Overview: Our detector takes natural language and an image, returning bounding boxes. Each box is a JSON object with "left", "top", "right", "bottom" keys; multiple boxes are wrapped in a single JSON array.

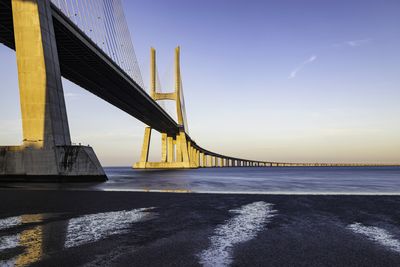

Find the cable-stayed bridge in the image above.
[{"left": 0, "top": 0, "right": 396, "bottom": 181}]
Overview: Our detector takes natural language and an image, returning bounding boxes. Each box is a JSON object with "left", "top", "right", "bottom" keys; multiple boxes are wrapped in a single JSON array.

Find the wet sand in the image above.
[{"left": 1, "top": 190, "right": 400, "bottom": 266}]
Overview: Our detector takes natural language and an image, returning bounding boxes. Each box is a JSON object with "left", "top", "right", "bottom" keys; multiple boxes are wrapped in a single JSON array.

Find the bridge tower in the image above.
[
  {"left": 134, "top": 47, "right": 199, "bottom": 169},
  {"left": 0, "top": 0, "right": 106, "bottom": 181}
]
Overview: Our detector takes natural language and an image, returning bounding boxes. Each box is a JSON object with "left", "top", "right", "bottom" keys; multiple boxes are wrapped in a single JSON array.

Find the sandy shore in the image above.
[{"left": 0, "top": 190, "right": 400, "bottom": 266}]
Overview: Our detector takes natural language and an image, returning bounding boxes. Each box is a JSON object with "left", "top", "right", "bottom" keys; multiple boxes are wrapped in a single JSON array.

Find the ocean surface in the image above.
[{"left": 7, "top": 166, "right": 400, "bottom": 194}]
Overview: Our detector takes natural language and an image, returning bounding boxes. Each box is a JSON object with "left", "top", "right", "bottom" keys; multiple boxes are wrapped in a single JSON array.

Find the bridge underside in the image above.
[{"left": 0, "top": 0, "right": 179, "bottom": 135}]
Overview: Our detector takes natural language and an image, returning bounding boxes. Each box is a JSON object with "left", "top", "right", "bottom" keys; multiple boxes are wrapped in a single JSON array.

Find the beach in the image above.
[{"left": 1, "top": 189, "right": 400, "bottom": 266}]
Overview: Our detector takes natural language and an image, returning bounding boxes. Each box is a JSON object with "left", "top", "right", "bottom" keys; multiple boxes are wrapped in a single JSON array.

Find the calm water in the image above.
[
  {"left": 4, "top": 167, "right": 400, "bottom": 194},
  {"left": 100, "top": 167, "right": 400, "bottom": 194}
]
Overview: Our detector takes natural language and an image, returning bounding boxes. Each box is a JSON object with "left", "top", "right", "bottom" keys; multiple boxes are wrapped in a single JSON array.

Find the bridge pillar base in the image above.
[
  {"left": 0, "top": 146, "right": 107, "bottom": 182},
  {"left": 133, "top": 162, "right": 195, "bottom": 169},
  {"left": 133, "top": 128, "right": 199, "bottom": 170}
]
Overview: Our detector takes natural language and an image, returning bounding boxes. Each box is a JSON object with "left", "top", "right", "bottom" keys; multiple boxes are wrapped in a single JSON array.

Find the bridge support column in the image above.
[
  {"left": 200, "top": 152, "right": 204, "bottom": 167},
  {"left": 193, "top": 147, "right": 198, "bottom": 168},
  {"left": 191, "top": 147, "right": 196, "bottom": 167},
  {"left": 196, "top": 150, "right": 200, "bottom": 167},
  {"left": 167, "top": 136, "right": 174, "bottom": 162},
  {"left": 187, "top": 142, "right": 192, "bottom": 164},
  {"left": 176, "top": 137, "right": 183, "bottom": 163},
  {"left": 0, "top": 0, "right": 105, "bottom": 181},
  {"left": 161, "top": 133, "right": 167, "bottom": 162},
  {"left": 134, "top": 47, "right": 199, "bottom": 169},
  {"left": 134, "top": 127, "right": 152, "bottom": 168}
]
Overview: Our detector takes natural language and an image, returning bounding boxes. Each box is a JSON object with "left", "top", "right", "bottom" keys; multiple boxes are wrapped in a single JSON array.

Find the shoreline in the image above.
[{"left": 1, "top": 185, "right": 400, "bottom": 196}]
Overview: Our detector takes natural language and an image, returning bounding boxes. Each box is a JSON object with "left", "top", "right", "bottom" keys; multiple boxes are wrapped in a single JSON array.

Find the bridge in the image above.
[{"left": 0, "top": 0, "right": 396, "bottom": 181}]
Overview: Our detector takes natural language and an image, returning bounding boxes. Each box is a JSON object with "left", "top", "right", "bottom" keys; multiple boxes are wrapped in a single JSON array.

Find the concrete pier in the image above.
[{"left": 0, "top": 146, "right": 105, "bottom": 182}]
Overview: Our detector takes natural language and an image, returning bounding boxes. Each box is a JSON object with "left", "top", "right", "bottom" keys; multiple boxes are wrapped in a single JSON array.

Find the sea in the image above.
[{"left": 10, "top": 166, "right": 400, "bottom": 194}]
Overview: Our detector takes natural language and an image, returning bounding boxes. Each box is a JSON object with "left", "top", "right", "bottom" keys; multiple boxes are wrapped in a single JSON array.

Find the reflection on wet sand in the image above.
[
  {"left": 65, "top": 208, "right": 154, "bottom": 248},
  {"left": 0, "top": 214, "right": 42, "bottom": 231},
  {"left": 0, "top": 209, "right": 155, "bottom": 266},
  {"left": 0, "top": 213, "right": 69, "bottom": 266},
  {"left": 15, "top": 224, "right": 43, "bottom": 266},
  {"left": 0, "top": 214, "right": 43, "bottom": 267}
]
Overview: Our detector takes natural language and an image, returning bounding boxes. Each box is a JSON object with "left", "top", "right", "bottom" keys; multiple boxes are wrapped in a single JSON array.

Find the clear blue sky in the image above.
[{"left": 1, "top": 0, "right": 399, "bottom": 165}]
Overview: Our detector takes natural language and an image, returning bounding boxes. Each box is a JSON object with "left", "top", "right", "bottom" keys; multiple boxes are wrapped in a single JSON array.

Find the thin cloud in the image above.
[
  {"left": 333, "top": 38, "right": 371, "bottom": 48},
  {"left": 288, "top": 55, "right": 317, "bottom": 79}
]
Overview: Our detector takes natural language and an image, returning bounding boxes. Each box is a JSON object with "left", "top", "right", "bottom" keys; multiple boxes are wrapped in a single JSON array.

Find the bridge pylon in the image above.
[
  {"left": 0, "top": 0, "right": 106, "bottom": 181},
  {"left": 134, "top": 47, "right": 199, "bottom": 169}
]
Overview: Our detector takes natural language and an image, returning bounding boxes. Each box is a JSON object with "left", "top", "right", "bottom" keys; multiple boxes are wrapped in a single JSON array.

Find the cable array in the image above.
[
  {"left": 180, "top": 77, "right": 189, "bottom": 134},
  {"left": 51, "top": 0, "right": 144, "bottom": 88}
]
